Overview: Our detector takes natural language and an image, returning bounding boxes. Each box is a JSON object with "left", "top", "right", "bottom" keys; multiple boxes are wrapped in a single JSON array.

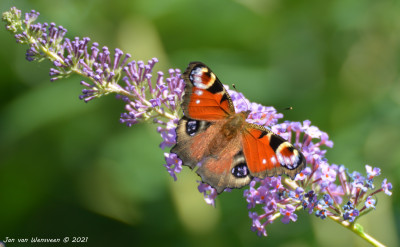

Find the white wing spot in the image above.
[
  {"left": 262, "top": 159, "right": 267, "bottom": 164},
  {"left": 290, "top": 155, "right": 296, "bottom": 164},
  {"left": 277, "top": 154, "right": 284, "bottom": 164},
  {"left": 195, "top": 90, "right": 203, "bottom": 96},
  {"left": 196, "top": 99, "right": 200, "bottom": 104},
  {"left": 192, "top": 67, "right": 202, "bottom": 75},
  {"left": 271, "top": 156, "right": 277, "bottom": 164},
  {"left": 194, "top": 81, "right": 208, "bottom": 89}
]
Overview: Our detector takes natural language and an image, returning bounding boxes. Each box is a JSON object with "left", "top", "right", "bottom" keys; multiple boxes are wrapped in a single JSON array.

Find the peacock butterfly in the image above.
[{"left": 171, "top": 62, "right": 306, "bottom": 193}]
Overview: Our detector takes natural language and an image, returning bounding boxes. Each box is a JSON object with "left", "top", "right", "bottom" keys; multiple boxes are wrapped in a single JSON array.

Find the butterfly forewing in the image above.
[{"left": 181, "top": 62, "right": 235, "bottom": 120}]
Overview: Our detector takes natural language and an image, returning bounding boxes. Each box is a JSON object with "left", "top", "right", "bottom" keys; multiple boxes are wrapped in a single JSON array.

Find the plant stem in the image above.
[{"left": 328, "top": 215, "right": 386, "bottom": 247}]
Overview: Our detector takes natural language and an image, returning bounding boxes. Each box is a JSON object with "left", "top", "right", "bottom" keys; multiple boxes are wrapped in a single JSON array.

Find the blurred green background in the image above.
[{"left": 0, "top": 0, "right": 399, "bottom": 246}]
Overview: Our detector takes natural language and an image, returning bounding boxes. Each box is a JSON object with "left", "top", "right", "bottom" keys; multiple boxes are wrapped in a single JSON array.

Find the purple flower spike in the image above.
[{"left": 119, "top": 59, "right": 184, "bottom": 127}]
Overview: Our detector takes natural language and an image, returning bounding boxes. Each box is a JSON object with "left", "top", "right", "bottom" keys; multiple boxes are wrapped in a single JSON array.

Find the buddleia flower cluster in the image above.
[
  {"left": 2, "top": 7, "right": 184, "bottom": 175},
  {"left": 2, "top": 7, "right": 393, "bottom": 246}
]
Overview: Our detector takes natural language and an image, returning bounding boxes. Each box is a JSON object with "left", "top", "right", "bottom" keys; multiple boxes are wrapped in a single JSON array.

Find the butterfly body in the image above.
[{"left": 171, "top": 62, "right": 306, "bottom": 193}]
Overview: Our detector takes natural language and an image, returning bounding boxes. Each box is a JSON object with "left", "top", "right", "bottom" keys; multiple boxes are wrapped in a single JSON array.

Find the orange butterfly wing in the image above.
[
  {"left": 242, "top": 124, "right": 306, "bottom": 179},
  {"left": 181, "top": 62, "right": 234, "bottom": 120}
]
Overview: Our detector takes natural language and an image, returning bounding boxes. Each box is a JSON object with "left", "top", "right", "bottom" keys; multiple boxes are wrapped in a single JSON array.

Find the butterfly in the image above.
[{"left": 171, "top": 62, "right": 306, "bottom": 193}]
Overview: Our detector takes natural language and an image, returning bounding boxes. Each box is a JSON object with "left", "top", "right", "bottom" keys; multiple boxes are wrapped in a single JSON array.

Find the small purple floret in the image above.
[{"left": 280, "top": 204, "right": 298, "bottom": 224}]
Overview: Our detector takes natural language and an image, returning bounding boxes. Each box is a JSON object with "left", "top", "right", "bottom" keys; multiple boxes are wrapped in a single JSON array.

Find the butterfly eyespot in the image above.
[
  {"left": 231, "top": 163, "right": 249, "bottom": 178},
  {"left": 190, "top": 66, "right": 215, "bottom": 89},
  {"left": 186, "top": 119, "right": 199, "bottom": 136}
]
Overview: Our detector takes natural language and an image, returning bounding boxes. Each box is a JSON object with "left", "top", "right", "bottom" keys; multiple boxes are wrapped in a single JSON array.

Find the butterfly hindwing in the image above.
[
  {"left": 196, "top": 149, "right": 252, "bottom": 193},
  {"left": 171, "top": 116, "right": 213, "bottom": 168},
  {"left": 171, "top": 116, "right": 252, "bottom": 193},
  {"left": 181, "top": 62, "right": 235, "bottom": 120}
]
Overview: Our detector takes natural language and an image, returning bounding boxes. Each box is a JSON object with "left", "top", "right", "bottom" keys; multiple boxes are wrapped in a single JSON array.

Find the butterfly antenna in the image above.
[
  {"left": 232, "top": 84, "right": 250, "bottom": 112},
  {"left": 269, "top": 106, "right": 293, "bottom": 114},
  {"left": 282, "top": 106, "right": 293, "bottom": 111},
  {"left": 232, "top": 84, "right": 238, "bottom": 91}
]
